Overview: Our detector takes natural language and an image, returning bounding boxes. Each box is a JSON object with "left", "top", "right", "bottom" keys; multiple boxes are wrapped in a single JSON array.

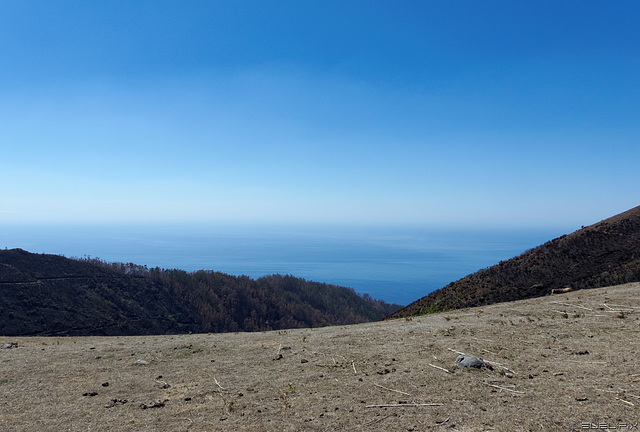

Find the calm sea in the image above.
[{"left": 1, "top": 224, "right": 569, "bottom": 305}]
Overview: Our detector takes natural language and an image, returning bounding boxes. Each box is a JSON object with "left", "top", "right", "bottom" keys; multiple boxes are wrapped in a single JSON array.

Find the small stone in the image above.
[
  {"left": 135, "top": 359, "right": 149, "bottom": 365},
  {"left": 301, "top": 359, "right": 309, "bottom": 364},
  {"left": 454, "top": 354, "right": 485, "bottom": 369},
  {"left": 140, "top": 400, "right": 166, "bottom": 409},
  {"left": 104, "top": 398, "right": 127, "bottom": 408},
  {"left": 101, "top": 382, "right": 109, "bottom": 387}
]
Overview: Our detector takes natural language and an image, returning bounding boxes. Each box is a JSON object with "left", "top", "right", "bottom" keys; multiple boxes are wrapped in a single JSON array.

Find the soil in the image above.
[{"left": 1, "top": 283, "right": 639, "bottom": 431}]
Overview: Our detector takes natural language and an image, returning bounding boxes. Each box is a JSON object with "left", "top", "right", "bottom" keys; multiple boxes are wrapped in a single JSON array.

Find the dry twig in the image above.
[
  {"left": 615, "top": 397, "right": 635, "bottom": 406},
  {"left": 603, "top": 303, "right": 635, "bottom": 313},
  {"left": 485, "top": 383, "right": 525, "bottom": 394},
  {"left": 550, "top": 301, "right": 594, "bottom": 311},
  {"left": 374, "top": 383, "right": 411, "bottom": 396},
  {"left": 366, "top": 403, "right": 444, "bottom": 408},
  {"left": 428, "top": 363, "right": 452, "bottom": 374},
  {"left": 213, "top": 376, "right": 226, "bottom": 391}
]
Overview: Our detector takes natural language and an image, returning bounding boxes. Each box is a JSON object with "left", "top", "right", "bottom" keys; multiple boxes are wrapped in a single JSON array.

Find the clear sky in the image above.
[{"left": 1, "top": 1, "right": 638, "bottom": 228}]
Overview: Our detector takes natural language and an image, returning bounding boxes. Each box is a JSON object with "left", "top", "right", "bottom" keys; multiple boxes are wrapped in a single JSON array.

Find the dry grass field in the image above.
[{"left": 1, "top": 283, "right": 639, "bottom": 431}]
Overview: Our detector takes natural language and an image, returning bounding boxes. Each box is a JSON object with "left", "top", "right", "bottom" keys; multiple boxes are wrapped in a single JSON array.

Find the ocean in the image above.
[{"left": 1, "top": 224, "right": 568, "bottom": 305}]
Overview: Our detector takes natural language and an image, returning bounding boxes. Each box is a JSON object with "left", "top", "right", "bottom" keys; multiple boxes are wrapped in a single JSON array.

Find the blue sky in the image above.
[{"left": 1, "top": 1, "right": 638, "bottom": 228}]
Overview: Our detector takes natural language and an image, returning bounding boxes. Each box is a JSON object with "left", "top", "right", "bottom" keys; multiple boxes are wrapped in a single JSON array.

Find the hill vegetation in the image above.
[
  {"left": 0, "top": 249, "right": 401, "bottom": 336},
  {"left": 387, "top": 205, "right": 640, "bottom": 319}
]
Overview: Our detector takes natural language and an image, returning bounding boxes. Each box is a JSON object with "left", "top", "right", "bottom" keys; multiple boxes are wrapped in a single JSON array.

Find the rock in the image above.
[
  {"left": 135, "top": 359, "right": 149, "bottom": 365},
  {"left": 104, "top": 398, "right": 127, "bottom": 408},
  {"left": 140, "top": 400, "right": 166, "bottom": 409},
  {"left": 454, "top": 354, "right": 485, "bottom": 369}
]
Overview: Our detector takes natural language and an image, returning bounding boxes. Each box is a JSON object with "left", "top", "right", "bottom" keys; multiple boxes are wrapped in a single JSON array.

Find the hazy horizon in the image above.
[{"left": 2, "top": 222, "right": 572, "bottom": 305}]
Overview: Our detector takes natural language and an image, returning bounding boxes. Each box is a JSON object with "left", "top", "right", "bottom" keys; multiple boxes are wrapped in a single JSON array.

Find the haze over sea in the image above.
[{"left": 2, "top": 224, "right": 567, "bottom": 305}]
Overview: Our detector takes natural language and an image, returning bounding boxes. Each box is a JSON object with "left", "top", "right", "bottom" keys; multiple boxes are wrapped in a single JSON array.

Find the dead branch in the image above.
[
  {"left": 447, "top": 348, "right": 468, "bottom": 356},
  {"left": 366, "top": 403, "right": 444, "bottom": 408},
  {"left": 549, "top": 301, "right": 593, "bottom": 311},
  {"left": 374, "top": 383, "right": 411, "bottom": 396},
  {"left": 602, "top": 303, "right": 635, "bottom": 314},
  {"left": 615, "top": 397, "right": 635, "bottom": 406},
  {"left": 485, "top": 383, "right": 525, "bottom": 394},
  {"left": 213, "top": 376, "right": 226, "bottom": 391},
  {"left": 352, "top": 360, "right": 357, "bottom": 374},
  {"left": 428, "top": 363, "right": 452, "bottom": 374},
  {"left": 552, "top": 287, "right": 572, "bottom": 294}
]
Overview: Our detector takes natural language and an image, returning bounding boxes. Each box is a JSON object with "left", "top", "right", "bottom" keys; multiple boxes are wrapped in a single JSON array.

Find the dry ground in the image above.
[{"left": 1, "top": 283, "right": 639, "bottom": 431}]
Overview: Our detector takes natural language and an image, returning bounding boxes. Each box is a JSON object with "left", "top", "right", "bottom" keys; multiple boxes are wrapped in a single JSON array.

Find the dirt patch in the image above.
[{"left": 1, "top": 283, "right": 639, "bottom": 431}]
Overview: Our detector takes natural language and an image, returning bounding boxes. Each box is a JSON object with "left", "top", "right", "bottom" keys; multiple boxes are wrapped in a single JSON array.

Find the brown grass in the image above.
[{"left": 1, "top": 283, "right": 639, "bottom": 431}]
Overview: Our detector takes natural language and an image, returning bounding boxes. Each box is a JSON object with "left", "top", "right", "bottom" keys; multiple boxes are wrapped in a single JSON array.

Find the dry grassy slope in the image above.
[
  {"left": 388, "top": 205, "right": 640, "bottom": 319},
  {"left": 1, "top": 282, "right": 639, "bottom": 431}
]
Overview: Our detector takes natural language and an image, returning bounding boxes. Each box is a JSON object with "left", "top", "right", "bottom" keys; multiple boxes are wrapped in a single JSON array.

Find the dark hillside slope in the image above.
[
  {"left": 0, "top": 249, "right": 200, "bottom": 336},
  {"left": 387, "top": 205, "right": 640, "bottom": 319},
  {"left": 0, "top": 249, "right": 401, "bottom": 336}
]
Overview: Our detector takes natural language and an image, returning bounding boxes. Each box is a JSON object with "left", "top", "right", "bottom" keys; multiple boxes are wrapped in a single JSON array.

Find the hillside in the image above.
[
  {"left": 388, "top": 205, "right": 640, "bottom": 319},
  {"left": 0, "top": 249, "right": 401, "bottom": 336},
  {"left": 1, "top": 282, "right": 638, "bottom": 431}
]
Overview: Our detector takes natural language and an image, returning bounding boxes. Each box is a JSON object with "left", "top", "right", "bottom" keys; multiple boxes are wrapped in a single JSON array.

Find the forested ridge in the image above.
[
  {"left": 387, "top": 205, "right": 640, "bottom": 319},
  {"left": 0, "top": 249, "right": 401, "bottom": 336}
]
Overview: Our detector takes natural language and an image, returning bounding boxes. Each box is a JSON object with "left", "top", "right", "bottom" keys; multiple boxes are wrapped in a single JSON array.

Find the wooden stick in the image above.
[
  {"left": 603, "top": 303, "right": 635, "bottom": 312},
  {"left": 213, "top": 376, "right": 226, "bottom": 391},
  {"left": 615, "top": 397, "right": 635, "bottom": 406},
  {"left": 603, "top": 303, "right": 636, "bottom": 309},
  {"left": 550, "top": 301, "right": 593, "bottom": 311},
  {"left": 374, "top": 384, "right": 411, "bottom": 396},
  {"left": 352, "top": 360, "right": 357, "bottom": 374},
  {"left": 366, "top": 403, "right": 444, "bottom": 408},
  {"left": 485, "top": 383, "right": 525, "bottom": 394},
  {"left": 428, "top": 363, "right": 452, "bottom": 374}
]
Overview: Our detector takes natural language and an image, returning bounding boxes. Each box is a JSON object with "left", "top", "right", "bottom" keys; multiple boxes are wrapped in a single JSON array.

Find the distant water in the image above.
[{"left": 1, "top": 224, "right": 569, "bottom": 305}]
